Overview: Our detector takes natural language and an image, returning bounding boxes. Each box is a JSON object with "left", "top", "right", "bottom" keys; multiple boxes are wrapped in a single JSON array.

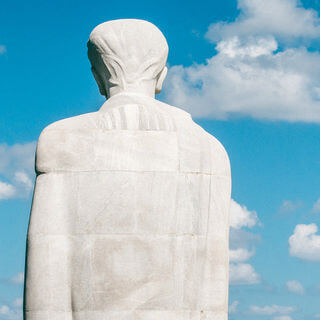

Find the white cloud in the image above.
[
  {"left": 228, "top": 199, "right": 261, "bottom": 285},
  {"left": 0, "top": 180, "right": 16, "bottom": 200},
  {"left": 229, "top": 263, "right": 261, "bottom": 285},
  {"left": 286, "top": 280, "right": 305, "bottom": 295},
  {"left": 249, "top": 304, "right": 295, "bottom": 315},
  {"left": 312, "top": 198, "right": 320, "bottom": 213},
  {"left": 0, "top": 142, "right": 36, "bottom": 200},
  {"left": 273, "top": 316, "right": 293, "bottom": 320},
  {"left": 279, "top": 200, "right": 302, "bottom": 213},
  {"left": 164, "top": 0, "right": 320, "bottom": 122},
  {"left": 205, "top": 0, "right": 320, "bottom": 42},
  {"left": 229, "top": 300, "right": 240, "bottom": 314},
  {"left": 165, "top": 41, "right": 320, "bottom": 122},
  {"left": 229, "top": 199, "right": 261, "bottom": 251},
  {"left": 230, "top": 248, "right": 255, "bottom": 262},
  {"left": 0, "top": 45, "right": 6, "bottom": 55},
  {"left": 289, "top": 223, "right": 320, "bottom": 261},
  {"left": 230, "top": 199, "right": 259, "bottom": 229},
  {"left": 216, "top": 36, "right": 278, "bottom": 58},
  {"left": 10, "top": 272, "right": 24, "bottom": 285}
]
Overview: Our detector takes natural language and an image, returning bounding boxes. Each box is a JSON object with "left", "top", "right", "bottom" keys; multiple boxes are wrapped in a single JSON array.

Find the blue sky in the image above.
[{"left": 1, "top": 0, "right": 320, "bottom": 319}]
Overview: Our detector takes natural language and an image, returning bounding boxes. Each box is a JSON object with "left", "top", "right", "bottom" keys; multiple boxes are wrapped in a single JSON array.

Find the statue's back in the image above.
[{"left": 25, "top": 92, "right": 230, "bottom": 320}]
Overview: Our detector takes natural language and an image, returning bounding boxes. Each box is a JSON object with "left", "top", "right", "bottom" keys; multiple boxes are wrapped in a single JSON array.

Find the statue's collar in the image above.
[{"left": 99, "top": 92, "right": 157, "bottom": 112}]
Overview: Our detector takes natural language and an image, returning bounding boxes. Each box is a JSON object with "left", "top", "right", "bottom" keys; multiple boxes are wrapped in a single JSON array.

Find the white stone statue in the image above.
[{"left": 24, "top": 19, "right": 231, "bottom": 320}]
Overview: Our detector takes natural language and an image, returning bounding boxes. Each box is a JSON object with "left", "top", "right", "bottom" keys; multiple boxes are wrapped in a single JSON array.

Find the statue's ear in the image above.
[
  {"left": 155, "top": 66, "right": 167, "bottom": 94},
  {"left": 91, "top": 67, "right": 108, "bottom": 97}
]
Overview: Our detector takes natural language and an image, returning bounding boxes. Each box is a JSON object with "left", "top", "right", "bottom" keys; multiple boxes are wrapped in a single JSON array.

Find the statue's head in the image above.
[{"left": 87, "top": 19, "right": 168, "bottom": 98}]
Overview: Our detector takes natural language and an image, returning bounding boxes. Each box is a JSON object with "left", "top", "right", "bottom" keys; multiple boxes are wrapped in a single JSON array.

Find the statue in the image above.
[{"left": 24, "top": 19, "right": 231, "bottom": 320}]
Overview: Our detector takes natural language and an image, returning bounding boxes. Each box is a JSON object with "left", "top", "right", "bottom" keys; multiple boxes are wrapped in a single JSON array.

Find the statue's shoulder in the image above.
[
  {"left": 39, "top": 112, "right": 98, "bottom": 135},
  {"left": 37, "top": 111, "right": 98, "bottom": 152},
  {"left": 167, "top": 105, "right": 230, "bottom": 176},
  {"left": 36, "top": 112, "right": 99, "bottom": 173},
  {"left": 157, "top": 100, "right": 230, "bottom": 176},
  {"left": 195, "top": 122, "right": 230, "bottom": 159},
  {"left": 193, "top": 124, "right": 230, "bottom": 177}
]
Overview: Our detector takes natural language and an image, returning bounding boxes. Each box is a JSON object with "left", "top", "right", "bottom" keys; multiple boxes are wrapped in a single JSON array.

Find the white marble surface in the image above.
[{"left": 24, "top": 19, "right": 231, "bottom": 320}]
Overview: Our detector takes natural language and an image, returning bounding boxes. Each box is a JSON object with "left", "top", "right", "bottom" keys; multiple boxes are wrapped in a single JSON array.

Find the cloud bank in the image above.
[
  {"left": 206, "top": 0, "right": 320, "bottom": 42},
  {"left": 164, "top": 0, "right": 320, "bottom": 122}
]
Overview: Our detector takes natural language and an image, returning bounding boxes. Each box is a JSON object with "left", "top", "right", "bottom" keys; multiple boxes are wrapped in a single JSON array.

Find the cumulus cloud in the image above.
[
  {"left": 216, "top": 36, "right": 278, "bottom": 58},
  {"left": 249, "top": 304, "right": 295, "bottom": 315},
  {"left": 229, "top": 199, "right": 260, "bottom": 251},
  {"left": 0, "top": 180, "right": 16, "bottom": 200},
  {"left": 229, "top": 263, "right": 261, "bottom": 285},
  {"left": 286, "top": 280, "right": 305, "bottom": 295},
  {"left": 230, "top": 199, "right": 259, "bottom": 229},
  {"left": 0, "top": 142, "right": 36, "bottom": 200},
  {"left": 164, "top": 0, "right": 320, "bottom": 122},
  {"left": 289, "top": 223, "right": 320, "bottom": 261},
  {"left": 229, "top": 300, "right": 239, "bottom": 314},
  {"left": 205, "top": 0, "right": 320, "bottom": 42},
  {"left": 229, "top": 248, "right": 255, "bottom": 263},
  {"left": 165, "top": 39, "right": 320, "bottom": 122}
]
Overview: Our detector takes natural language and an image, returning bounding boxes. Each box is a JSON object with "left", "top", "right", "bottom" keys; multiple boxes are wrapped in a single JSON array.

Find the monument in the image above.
[{"left": 24, "top": 19, "right": 231, "bottom": 320}]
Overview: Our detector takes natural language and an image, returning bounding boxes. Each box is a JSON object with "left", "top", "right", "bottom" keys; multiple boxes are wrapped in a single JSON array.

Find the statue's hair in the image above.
[{"left": 87, "top": 19, "right": 169, "bottom": 90}]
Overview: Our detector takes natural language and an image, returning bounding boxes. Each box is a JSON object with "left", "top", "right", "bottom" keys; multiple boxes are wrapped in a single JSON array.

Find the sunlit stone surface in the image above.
[{"left": 24, "top": 19, "right": 231, "bottom": 320}]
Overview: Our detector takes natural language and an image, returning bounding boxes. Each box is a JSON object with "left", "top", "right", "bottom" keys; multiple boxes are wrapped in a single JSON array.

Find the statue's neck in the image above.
[{"left": 107, "top": 82, "right": 156, "bottom": 99}]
